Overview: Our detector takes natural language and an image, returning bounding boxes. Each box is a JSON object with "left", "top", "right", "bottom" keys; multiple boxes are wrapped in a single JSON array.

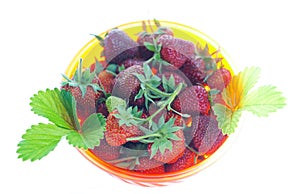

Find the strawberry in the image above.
[
  {"left": 172, "top": 86, "right": 210, "bottom": 115},
  {"left": 148, "top": 129, "right": 185, "bottom": 164},
  {"left": 206, "top": 67, "right": 232, "bottom": 91},
  {"left": 135, "top": 157, "right": 165, "bottom": 174},
  {"left": 96, "top": 100, "right": 109, "bottom": 117},
  {"left": 102, "top": 29, "right": 138, "bottom": 64},
  {"left": 105, "top": 110, "right": 144, "bottom": 146},
  {"left": 98, "top": 70, "right": 115, "bottom": 94},
  {"left": 165, "top": 149, "right": 197, "bottom": 172},
  {"left": 205, "top": 132, "right": 228, "bottom": 156},
  {"left": 190, "top": 115, "right": 225, "bottom": 155},
  {"left": 122, "top": 58, "right": 144, "bottom": 69},
  {"left": 112, "top": 65, "right": 144, "bottom": 105},
  {"left": 90, "top": 138, "right": 120, "bottom": 161},
  {"left": 180, "top": 58, "right": 207, "bottom": 85},
  {"left": 61, "top": 60, "right": 102, "bottom": 122},
  {"left": 137, "top": 21, "right": 174, "bottom": 60},
  {"left": 158, "top": 35, "right": 195, "bottom": 69}
]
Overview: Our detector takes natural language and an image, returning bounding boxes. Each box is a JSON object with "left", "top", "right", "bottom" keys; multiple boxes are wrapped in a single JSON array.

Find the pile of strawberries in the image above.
[{"left": 62, "top": 21, "right": 232, "bottom": 174}]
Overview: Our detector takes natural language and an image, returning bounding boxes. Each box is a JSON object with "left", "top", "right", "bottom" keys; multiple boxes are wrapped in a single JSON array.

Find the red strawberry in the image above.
[
  {"left": 62, "top": 60, "right": 102, "bottom": 122},
  {"left": 103, "top": 29, "right": 138, "bottom": 64},
  {"left": 90, "top": 138, "right": 120, "bottom": 161},
  {"left": 180, "top": 58, "right": 207, "bottom": 85},
  {"left": 112, "top": 65, "right": 144, "bottom": 105},
  {"left": 148, "top": 129, "right": 185, "bottom": 164},
  {"left": 137, "top": 22, "right": 174, "bottom": 60},
  {"left": 122, "top": 58, "right": 144, "bottom": 69},
  {"left": 165, "top": 149, "right": 197, "bottom": 172},
  {"left": 205, "top": 132, "right": 228, "bottom": 156},
  {"left": 158, "top": 35, "right": 195, "bottom": 69},
  {"left": 96, "top": 101, "right": 109, "bottom": 117},
  {"left": 98, "top": 70, "right": 115, "bottom": 94},
  {"left": 105, "top": 110, "right": 144, "bottom": 146},
  {"left": 172, "top": 86, "right": 210, "bottom": 115},
  {"left": 135, "top": 157, "right": 165, "bottom": 174},
  {"left": 207, "top": 67, "right": 232, "bottom": 91},
  {"left": 190, "top": 115, "right": 226, "bottom": 155}
]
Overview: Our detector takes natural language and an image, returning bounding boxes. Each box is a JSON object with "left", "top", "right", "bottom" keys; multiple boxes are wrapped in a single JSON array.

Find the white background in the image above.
[{"left": 1, "top": 0, "right": 299, "bottom": 193}]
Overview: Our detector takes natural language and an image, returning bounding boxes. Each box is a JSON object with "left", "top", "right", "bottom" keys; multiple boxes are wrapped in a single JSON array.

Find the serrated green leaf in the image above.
[
  {"left": 30, "top": 88, "right": 79, "bottom": 130},
  {"left": 222, "top": 67, "right": 261, "bottom": 109},
  {"left": 212, "top": 104, "right": 242, "bottom": 134},
  {"left": 133, "top": 73, "right": 146, "bottom": 83},
  {"left": 144, "top": 42, "right": 156, "bottom": 52},
  {"left": 66, "top": 113, "right": 106, "bottom": 149},
  {"left": 17, "top": 123, "right": 70, "bottom": 161},
  {"left": 105, "top": 96, "right": 126, "bottom": 112},
  {"left": 241, "top": 85, "right": 286, "bottom": 117}
]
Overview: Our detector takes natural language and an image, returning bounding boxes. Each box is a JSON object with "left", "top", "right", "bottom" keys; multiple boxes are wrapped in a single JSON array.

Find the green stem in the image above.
[
  {"left": 78, "top": 58, "right": 83, "bottom": 83},
  {"left": 145, "top": 83, "right": 172, "bottom": 97},
  {"left": 185, "top": 143, "right": 200, "bottom": 155},
  {"left": 126, "top": 133, "right": 162, "bottom": 141},
  {"left": 146, "top": 83, "right": 183, "bottom": 122}
]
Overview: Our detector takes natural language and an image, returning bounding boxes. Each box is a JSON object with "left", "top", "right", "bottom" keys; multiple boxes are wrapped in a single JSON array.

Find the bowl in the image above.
[{"left": 65, "top": 20, "right": 237, "bottom": 186}]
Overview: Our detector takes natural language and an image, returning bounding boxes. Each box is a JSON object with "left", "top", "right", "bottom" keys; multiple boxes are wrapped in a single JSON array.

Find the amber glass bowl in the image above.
[{"left": 65, "top": 20, "right": 237, "bottom": 186}]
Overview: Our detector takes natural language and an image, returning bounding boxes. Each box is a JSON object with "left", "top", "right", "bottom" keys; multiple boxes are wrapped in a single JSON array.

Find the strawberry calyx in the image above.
[
  {"left": 126, "top": 116, "right": 184, "bottom": 159},
  {"left": 61, "top": 58, "right": 102, "bottom": 97},
  {"left": 143, "top": 38, "right": 171, "bottom": 72}
]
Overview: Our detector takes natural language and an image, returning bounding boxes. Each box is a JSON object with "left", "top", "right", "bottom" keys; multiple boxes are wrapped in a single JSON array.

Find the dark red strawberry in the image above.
[
  {"left": 172, "top": 85, "right": 210, "bottom": 115},
  {"left": 190, "top": 115, "right": 226, "bottom": 155},
  {"left": 137, "top": 22, "right": 174, "bottom": 60},
  {"left": 61, "top": 60, "right": 102, "bottom": 122},
  {"left": 103, "top": 29, "right": 138, "bottom": 64},
  {"left": 148, "top": 129, "right": 185, "bottom": 164},
  {"left": 90, "top": 138, "right": 120, "bottom": 161},
  {"left": 96, "top": 100, "right": 109, "bottom": 117},
  {"left": 158, "top": 35, "right": 195, "bottom": 69},
  {"left": 98, "top": 70, "right": 115, "bottom": 94},
  {"left": 112, "top": 65, "right": 143, "bottom": 104},
  {"left": 165, "top": 149, "right": 197, "bottom": 172},
  {"left": 122, "top": 58, "right": 144, "bottom": 69},
  {"left": 105, "top": 110, "right": 144, "bottom": 146},
  {"left": 135, "top": 157, "right": 165, "bottom": 174},
  {"left": 180, "top": 58, "right": 207, "bottom": 85},
  {"left": 207, "top": 67, "right": 232, "bottom": 91},
  {"left": 205, "top": 132, "right": 228, "bottom": 156}
]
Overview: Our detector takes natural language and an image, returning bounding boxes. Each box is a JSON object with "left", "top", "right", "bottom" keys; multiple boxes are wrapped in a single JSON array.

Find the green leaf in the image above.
[
  {"left": 222, "top": 67, "right": 259, "bottom": 109},
  {"left": 66, "top": 113, "right": 106, "bottom": 149},
  {"left": 144, "top": 42, "right": 156, "bottom": 52},
  {"left": 212, "top": 104, "right": 242, "bottom": 134},
  {"left": 17, "top": 123, "right": 70, "bottom": 161},
  {"left": 105, "top": 96, "right": 126, "bottom": 112},
  {"left": 94, "top": 59, "right": 104, "bottom": 75},
  {"left": 241, "top": 85, "right": 286, "bottom": 117},
  {"left": 30, "top": 88, "right": 80, "bottom": 130}
]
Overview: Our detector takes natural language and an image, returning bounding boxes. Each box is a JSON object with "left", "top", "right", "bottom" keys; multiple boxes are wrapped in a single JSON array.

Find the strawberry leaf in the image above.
[
  {"left": 17, "top": 123, "right": 70, "bottom": 161},
  {"left": 66, "top": 113, "right": 106, "bottom": 149},
  {"left": 241, "top": 85, "right": 286, "bottom": 117},
  {"left": 105, "top": 96, "right": 126, "bottom": 112},
  {"left": 212, "top": 104, "right": 242, "bottom": 134},
  {"left": 30, "top": 88, "right": 80, "bottom": 130},
  {"left": 213, "top": 66, "right": 286, "bottom": 135},
  {"left": 144, "top": 42, "right": 156, "bottom": 52}
]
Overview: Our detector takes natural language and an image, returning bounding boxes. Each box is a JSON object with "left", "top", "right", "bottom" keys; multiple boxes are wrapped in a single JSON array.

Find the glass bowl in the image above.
[{"left": 65, "top": 20, "right": 237, "bottom": 186}]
